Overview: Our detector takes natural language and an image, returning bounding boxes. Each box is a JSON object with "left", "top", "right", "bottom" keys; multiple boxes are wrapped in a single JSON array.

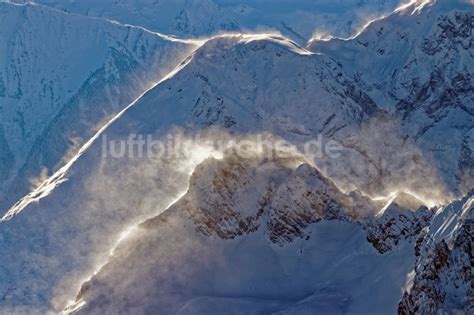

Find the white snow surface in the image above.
[
  {"left": 0, "top": 0, "right": 471, "bottom": 314},
  {"left": 0, "top": 1, "right": 197, "bottom": 213},
  {"left": 72, "top": 152, "right": 415, "bottom": 314},
  {"left": 7, "top": 0, "right": 408, "bottom": 43}
]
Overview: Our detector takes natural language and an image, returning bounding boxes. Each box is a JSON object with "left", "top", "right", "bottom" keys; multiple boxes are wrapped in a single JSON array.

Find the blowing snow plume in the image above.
[
  {"left": 52, "top": 130, "right": 228, "bottom": 312},
  {"left": 312, "top": 114, "right": 453, "bottom": 210},
  {"left": 55, "top": 129, "right": 313, "bottom": 312},
  {"left": 0, "top": 127, "right": 232, "bottom": 313},
  {"left": 65, "top": 139, "right": 418, "bottom": 314},
  {"left": 35, "top": 127, "right": 386, "bottom": 312}
]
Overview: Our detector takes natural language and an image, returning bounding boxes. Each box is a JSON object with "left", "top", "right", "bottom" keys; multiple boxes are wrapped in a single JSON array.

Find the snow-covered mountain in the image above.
[
  {"left": 0, "top": 33, "right": 384, "bottom": 313},
  {"left": 0, "top": 0, "right": 472, "bottom": 314},
  {"left": 7, "top": 0, "right": 407, "bottom": 42},
  {"left": 71, "top": 150, "right": 473, "bottom": 314},
  {"left": 399, "top": 191, "right": 473, "bottom": 314},
  {"left": 70, "top": 151, "right": 409, "bottom": 315},
  {"left": 0, "top": 2, "right": 196, "bottom": 213},
  {"left": 310, "top": 0, "right": 474, "bottom": 193}
]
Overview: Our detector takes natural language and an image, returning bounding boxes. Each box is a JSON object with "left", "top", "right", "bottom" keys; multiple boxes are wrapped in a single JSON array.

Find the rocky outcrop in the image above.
[
  {"left": 398, "top": 219, "right": 473, "bottom": 314},
  {"left": 68, "top": 154, "right": 473, "bottom": 315},
  {"left": 266, "top": 164, "right": 361, "bottom": 244},
  {"left": 70, "top": 150, "right": 413, "bottom": 315},
  {"left": 179, "top": 149, "right": 376, "bottom": 244},
  {"left": 183, "top": 152, "right": 297, "bottom": 239},
  {"left": 311, "top": 0, "right": 474, "bottom": 193},
  {"left": 420, "top": 11, "right": 473, "bottom": 55},
  {"left": 366, "top": 203, "right": 433, "bottom": 254},
  {"left": 398, "top": 193, "right": 473, "bottom": 314}
]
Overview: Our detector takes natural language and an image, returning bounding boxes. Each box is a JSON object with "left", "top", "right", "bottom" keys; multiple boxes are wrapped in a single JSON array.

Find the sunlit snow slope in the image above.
[
  {"left": 0, "top": 2, "right": 197, "bottom": 213},
  {"left": 0, "top": 0, "right": 471, "bottom": 314}
]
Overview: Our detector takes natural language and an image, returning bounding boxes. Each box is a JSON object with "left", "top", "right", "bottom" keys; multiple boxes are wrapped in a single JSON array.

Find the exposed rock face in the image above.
[
  {"left": 177, "top": 150, "right": 375, "bottom": 244},
  {"left": 398, "top": 193, "right": 473, "bottom": 314},
  {"left": 62, "top": 144, "right": 473, "bottom": 314},
  {"left": 398, "top": 221, "right": 473, "bottom": 314},
  {"left": 266, "top": 163, "right": 359, "bottom": 245},
  {"left": 71, "top": 151, "right": 414, "bottom": 315},
  {"left": 366, "top": 204, "right": 433, "bottom": 254},
  {"left": 71, "top": 148, "right": 472, "bottom": 314},
  {"left": 311, "top": 0, "right": 474, "bottom": 192},
  {"left": 0, "top": 1, "right": 471, "bottom": 313},
  {"left": 420, "top": 11, "right": 473, "bottom": 55},
  {"left": 198, "top": 159, "right": 474, "bottom": 314},
  {"left": 183, "top": 153, "right": 300, "bottom": 239}
]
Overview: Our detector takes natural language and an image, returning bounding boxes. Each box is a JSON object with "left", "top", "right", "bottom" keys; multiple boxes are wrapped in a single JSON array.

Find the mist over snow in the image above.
[{"left": 0, "top": 0, "right": 472, "bottom": 314}]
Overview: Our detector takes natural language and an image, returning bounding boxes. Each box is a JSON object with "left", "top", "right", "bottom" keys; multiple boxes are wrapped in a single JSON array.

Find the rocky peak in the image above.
[
  {"left": 398, "top": 193, "right": 473, "bottom": 314},
  {"left": 184, "top": 150, "right": 301, "bottom": 239},
  {"left": 366, "top": 200, "right": 433, "bottom": 254},
  {"left": 177, "top": 149, "right": 377, "bottom": 244},
  {"left": 266, "top": 163, "right": 360, "bottom": 245}
]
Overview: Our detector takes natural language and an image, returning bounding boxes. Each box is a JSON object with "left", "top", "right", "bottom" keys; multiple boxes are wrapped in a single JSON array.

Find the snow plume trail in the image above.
[
  {"left": 0, "top": 51, "right": 197, "bottom": 222},
  {"left": 56, "top": 131, "right": 229, "bottom": 313},
  {"left": 11, "top": 1, "right": 196, "bottom": 45},
  {"left": 47, "top": 132, "right": 225, "bottom": 312},
  {"left": 0, "top": 32, "right": 312, "bottom": 222},
  {"left": 60, "top": 189, "right": 189, "bottom": 315},
  {"left": 307, "top": 0, "right": 432, "bottom": 44}
]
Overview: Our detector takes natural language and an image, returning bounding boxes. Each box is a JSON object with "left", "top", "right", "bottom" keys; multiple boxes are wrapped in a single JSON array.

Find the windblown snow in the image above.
[{"left": 0, "top": 0, "right": 472, "bottom": 314}]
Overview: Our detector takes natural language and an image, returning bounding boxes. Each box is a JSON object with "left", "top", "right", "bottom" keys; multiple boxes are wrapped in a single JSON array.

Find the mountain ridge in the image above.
[{"left": 0, "top": 0, "right": 471, "bottom": 313}]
